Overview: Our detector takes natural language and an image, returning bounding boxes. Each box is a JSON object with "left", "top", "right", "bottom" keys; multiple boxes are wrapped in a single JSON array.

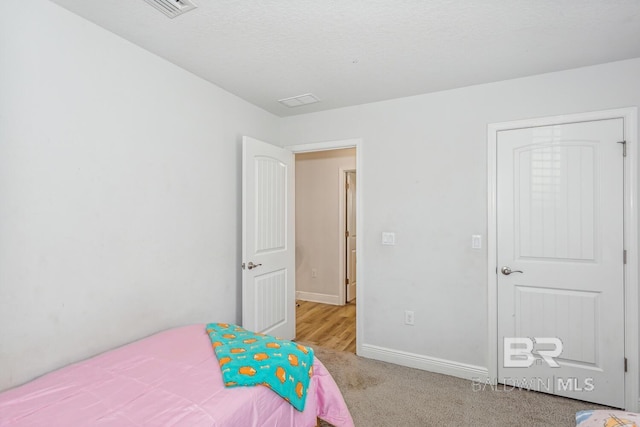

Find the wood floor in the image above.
[{"left": 295, "top": 300, "right": 356, "bottom": 353}]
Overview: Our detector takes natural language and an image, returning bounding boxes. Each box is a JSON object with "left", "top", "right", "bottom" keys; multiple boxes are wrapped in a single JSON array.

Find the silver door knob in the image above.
[
  {"left": 501, "top": 266, "right": 523, "bottom": 275},
  {"left": 247, "top": 262, "right": 262, "bottom": 270}
]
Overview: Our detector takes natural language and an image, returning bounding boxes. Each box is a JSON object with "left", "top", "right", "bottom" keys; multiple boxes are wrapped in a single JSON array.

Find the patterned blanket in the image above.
[{"left": 205, "top": 323, "right": 315, "bottom": 411}]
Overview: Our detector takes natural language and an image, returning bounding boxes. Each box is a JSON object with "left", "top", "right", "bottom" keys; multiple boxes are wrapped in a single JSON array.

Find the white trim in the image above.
[
  {"left": 287, "top": 138, "right": 364, "bottom": 356},
  {"left": 287, "top": 139, "right": 362, "bottom": 153},
  {"left": 487, "top": 124, "right": 498, "bottom": 387},
  {"left": 360, "top": 344, "right": 489, "bottom": 382},
  {"left": 487, "top": 107, "right": 639, "bottom": 411},
  {"left": 622, "top": 108, "right": 639, "bottom": 412},
  {"left": 296, "top": 291, "right": 341, "bottom": 305}
]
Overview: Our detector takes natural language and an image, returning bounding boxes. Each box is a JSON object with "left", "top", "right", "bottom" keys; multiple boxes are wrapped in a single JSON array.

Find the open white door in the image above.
[
  {"left": 242, "top": 136, "right": 295, "bottom": 340},
  {"left": 346, "top": 171, "right": 357, "bottom": 302}
]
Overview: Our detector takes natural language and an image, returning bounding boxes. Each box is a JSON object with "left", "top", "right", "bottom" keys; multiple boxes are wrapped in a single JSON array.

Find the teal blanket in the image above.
[{"left": 205, "top": 323, "right": 315, "bottom": 411}]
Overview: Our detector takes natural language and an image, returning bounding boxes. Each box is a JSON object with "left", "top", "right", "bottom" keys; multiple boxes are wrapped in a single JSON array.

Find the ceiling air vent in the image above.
[
  {"left": 278, "top": 93, "right": 321, "bottom": 108},
  {"left": 143, "top": 0, "right": 197, "bottom": 18}
]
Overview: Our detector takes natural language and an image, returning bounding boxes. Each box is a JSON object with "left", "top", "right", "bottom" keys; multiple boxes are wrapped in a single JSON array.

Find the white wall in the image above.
[
  {"left": 295, "top": 149, "right": 356, "bottom": 304},
  {"left": 280, "top": 58, "right": 640, "bottom": 370},
  {"left": 0, "top": 0, "right": 278, "bottom": 391}
]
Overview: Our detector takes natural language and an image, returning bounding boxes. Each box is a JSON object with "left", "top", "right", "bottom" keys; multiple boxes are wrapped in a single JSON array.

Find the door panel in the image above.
[
  {"left": 497, "top": 119, "right": 624, "bottom": 408},
  {"left": 242, "top": 136, "right": 295, "bottom": 339},
  {"left": 254, "top": 269, "right": 287, "bottom": 332},
  {"left": 254, "top": 156, "right": 287, "bottom": 254},
  {"left": 514, "top": 286, "right": 598, "bottom": 365},
  {"left": 515, "top": 144, "right": 596, "bottom": 261}
]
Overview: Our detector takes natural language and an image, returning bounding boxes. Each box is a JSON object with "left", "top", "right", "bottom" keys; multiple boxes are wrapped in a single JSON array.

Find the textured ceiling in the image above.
[{"left": 49, "top": 0, "right": 640, "bottom": 117}]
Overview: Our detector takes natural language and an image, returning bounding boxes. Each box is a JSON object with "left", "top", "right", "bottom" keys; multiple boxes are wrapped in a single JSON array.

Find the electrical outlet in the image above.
[
  {"left": 404, "top": 310, "right": 415, "bottom": 326},
  {"left": 311, "top": 268, "right": 317, "bottom": 278}
]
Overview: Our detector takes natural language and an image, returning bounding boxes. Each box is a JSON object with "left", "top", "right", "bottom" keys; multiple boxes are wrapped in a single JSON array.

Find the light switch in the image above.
[
  {"left": 382, "top": 232, "right": 396, "bottom": 245},
  {"left": 472, "top": 235, "right": 482, "bottom": 249}
]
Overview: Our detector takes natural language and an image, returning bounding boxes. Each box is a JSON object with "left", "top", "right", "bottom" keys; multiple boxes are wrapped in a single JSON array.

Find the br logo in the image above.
[{"left": 503, "top": 337, "right": 563, "bottom": 368}]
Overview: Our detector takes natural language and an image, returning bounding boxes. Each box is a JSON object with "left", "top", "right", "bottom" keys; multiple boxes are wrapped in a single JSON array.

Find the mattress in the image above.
[{"left": 0, "top": 324, "right": 353, "bottom": 426}]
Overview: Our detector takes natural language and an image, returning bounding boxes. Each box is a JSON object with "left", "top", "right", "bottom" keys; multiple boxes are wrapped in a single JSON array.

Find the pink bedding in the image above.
[{"left": 0, "top": 325, "right": 354, "bottom": 426}]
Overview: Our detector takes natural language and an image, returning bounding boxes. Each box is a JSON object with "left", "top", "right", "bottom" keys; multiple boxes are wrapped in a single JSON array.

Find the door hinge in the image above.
[
  {"left": 345, "top": 230, "right": 350, "bottom": 238},
  {"left": 345, "top": 278, "right": 349, "bottom": 285},
  {"left": 625, "top": 357, "right": 628, "bottom": 372},
  {"left": 618, "top": 140, "right": 627, "bottom": 157},
  {"left": 624, "top": 249, "right": 627, "bottom": 265}
]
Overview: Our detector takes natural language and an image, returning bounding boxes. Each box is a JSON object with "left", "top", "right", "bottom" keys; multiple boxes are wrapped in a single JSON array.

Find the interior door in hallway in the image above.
[
  {"left": 496, "top": 119, "right": 625, "bottom": 408},
  {"left": 345, "top": 171, "right": 357, "bottom": 302}
]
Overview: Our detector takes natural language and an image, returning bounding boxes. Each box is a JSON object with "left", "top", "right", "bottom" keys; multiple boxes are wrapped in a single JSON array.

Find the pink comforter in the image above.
[{"left": 0, "top": 325, "right": 354, "bottom": 426}]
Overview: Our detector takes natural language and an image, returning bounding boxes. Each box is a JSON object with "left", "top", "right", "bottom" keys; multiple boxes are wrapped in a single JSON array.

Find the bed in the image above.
[
  {"left": 0, "top": 324, "right": 354, "bottom": 426},
  {"left": 576, "top": 410, "right": 640, "bottom": 426}
]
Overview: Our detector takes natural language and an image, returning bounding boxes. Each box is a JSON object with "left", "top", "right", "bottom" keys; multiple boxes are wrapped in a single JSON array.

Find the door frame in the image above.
[
  {"left": 287, "top": 138, "right": 364, "bottom": 355},
  {"left": 487, "top": 107, "right": 638, "bottom": 411}
]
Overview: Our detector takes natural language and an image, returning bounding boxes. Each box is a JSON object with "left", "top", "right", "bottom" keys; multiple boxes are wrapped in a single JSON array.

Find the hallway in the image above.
[{"left": 295, "top": 300, "right": 356, "bottom": 353}]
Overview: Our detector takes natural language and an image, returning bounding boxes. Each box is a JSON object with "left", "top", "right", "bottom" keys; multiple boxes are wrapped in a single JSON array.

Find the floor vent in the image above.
[
  {"left": 143, "top": 0, "right": 197, "bottom": 18},
  {"left": 278, "top": 93, "right": 321, "bottom": 108}
]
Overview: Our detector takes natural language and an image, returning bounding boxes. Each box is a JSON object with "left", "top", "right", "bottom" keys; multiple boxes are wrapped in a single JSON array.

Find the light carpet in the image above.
[{"left": 312, "top": 345, "right": 611, "bottom": 427}]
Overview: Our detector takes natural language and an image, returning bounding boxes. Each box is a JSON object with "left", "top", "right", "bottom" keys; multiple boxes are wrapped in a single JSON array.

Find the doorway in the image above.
[
  {"left": 288, "top": 140, "right": 362, "bottom": 354},
  {"left": 487, "top": 108, "right": 639, "bottom": 410}
]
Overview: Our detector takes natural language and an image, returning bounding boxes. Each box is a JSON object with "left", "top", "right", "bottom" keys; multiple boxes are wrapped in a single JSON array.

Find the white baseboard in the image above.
[
  {"left": 296, "top": 291, "right": 341, "bottom": 305},
  {"left": 360, "top": 343, "right": 489, "bottom": 383}
]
